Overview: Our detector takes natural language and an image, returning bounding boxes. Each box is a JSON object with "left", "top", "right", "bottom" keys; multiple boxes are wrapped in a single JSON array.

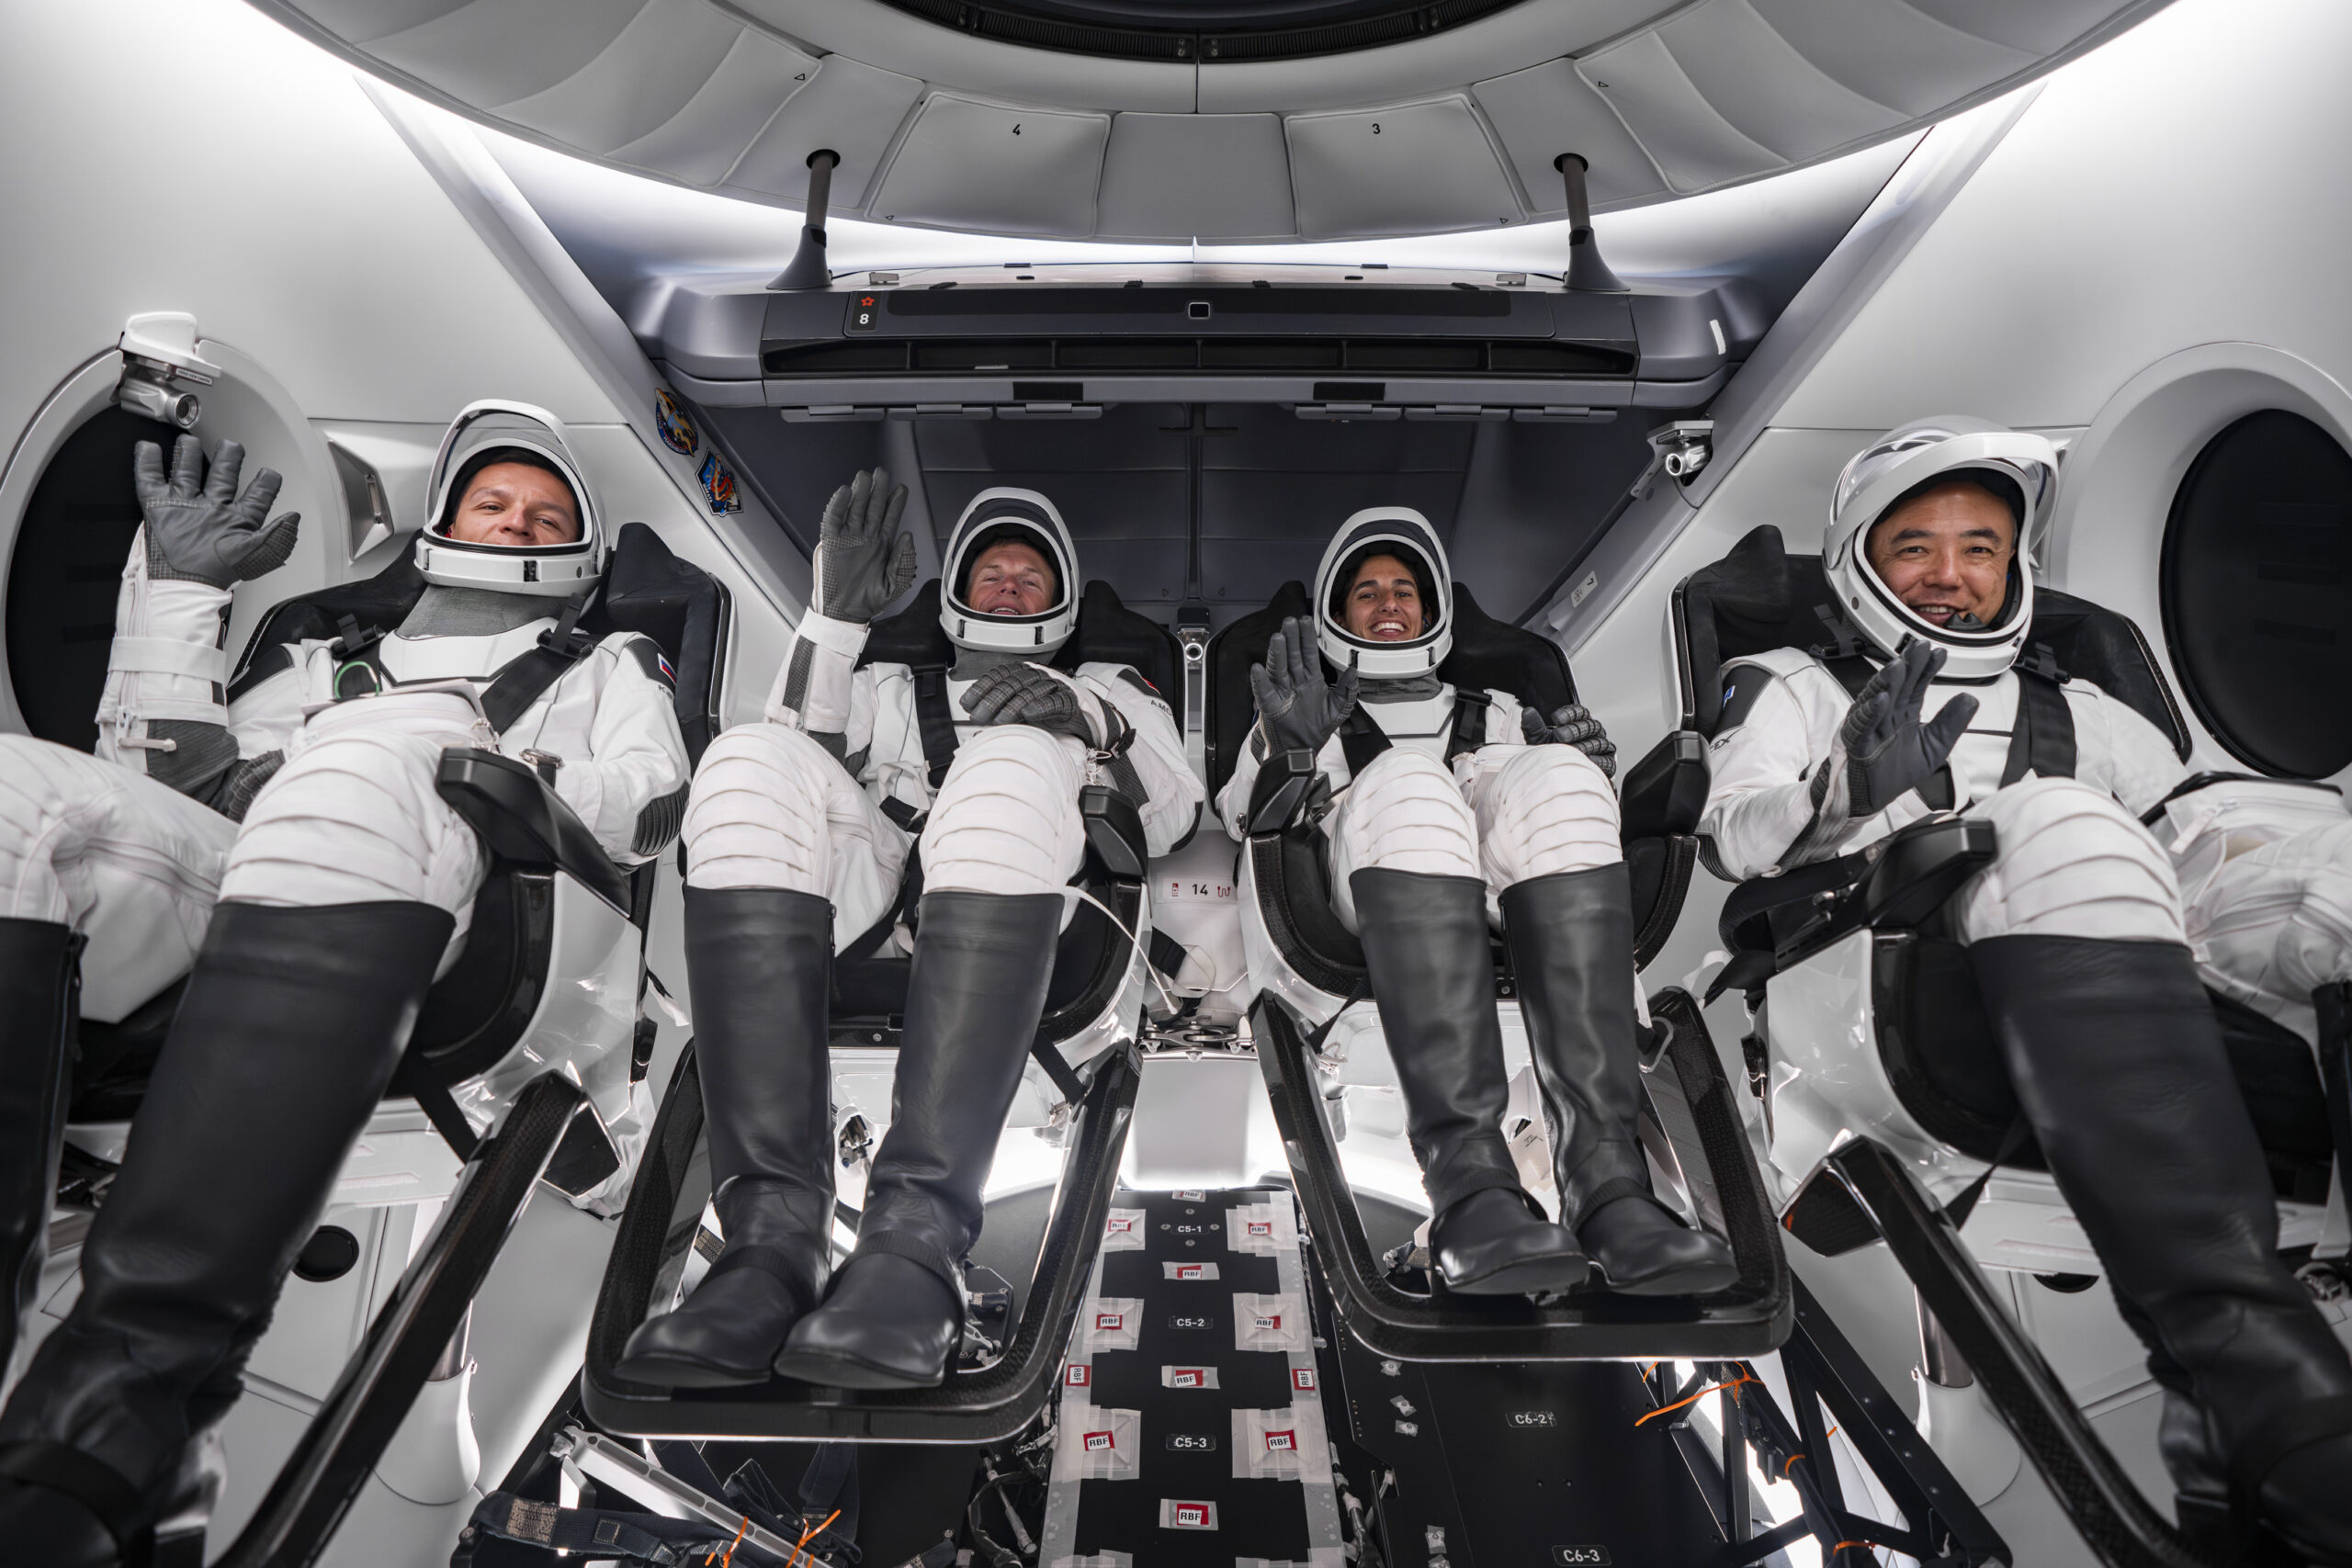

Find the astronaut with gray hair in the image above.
[
  {"left": 0, "top": 403, "right": 689, "bottom": 1566},
  {"left": 1701, "top": 415, "right": 2352, "bottom": 1556},
  {"left": 615, "top": 471, "right": 1198, "bottom": 1394}
]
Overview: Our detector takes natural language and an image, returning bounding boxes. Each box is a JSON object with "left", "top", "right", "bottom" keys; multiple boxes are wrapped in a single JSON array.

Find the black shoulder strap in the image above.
[
  {"left": 1337, "top": 706, "right": 1392, "bottom": 778},
  {"left": 1444, "top": 689, "right": 1491, "bottom": 764},
  {"left": 910, "top": 664, "right": 960, "bottom": 789},
  {"left": 1809, "top": 606, "right": 1878, "bottom": 698},
  {"left": 481, "top": 608, "right": 599, "bottom": 734},
  {"left": 2001, "top": 651, "right": 2076, "bottom": 786}
]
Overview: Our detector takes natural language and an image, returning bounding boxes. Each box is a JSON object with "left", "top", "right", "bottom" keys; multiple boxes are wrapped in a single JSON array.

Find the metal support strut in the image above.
[{"left": 770, "top": 149, "right": 841, "bottom": 291}]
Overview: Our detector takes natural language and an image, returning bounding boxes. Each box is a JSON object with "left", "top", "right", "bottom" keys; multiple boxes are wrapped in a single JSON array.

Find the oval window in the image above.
[
  {"left": 2161, "top": 410, "right": 2352, "bottom": 777},
  {"left": 6, "top": 407, "right": 178, "bottom": 751}
]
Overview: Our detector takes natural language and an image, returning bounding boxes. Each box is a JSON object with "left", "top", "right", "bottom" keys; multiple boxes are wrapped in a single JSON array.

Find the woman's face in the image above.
[{"left": 1343, "top": 554, "right": 1425, "bottom": 641}]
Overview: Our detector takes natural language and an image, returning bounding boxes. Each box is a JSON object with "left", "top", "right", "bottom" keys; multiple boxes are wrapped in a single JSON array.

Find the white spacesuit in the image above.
[
  {"left": 615, "top": 474, "right": 1199, "bottom": 1394},
  {"left": 0, "top": 403, "right": 688, "bottom": 1567},
  {"left": 1218, "top": 509, "right": 1734, "bottom": 1298},
  {"left": 1700, "top": 416, "right": 2352, "bottom": 1555}
]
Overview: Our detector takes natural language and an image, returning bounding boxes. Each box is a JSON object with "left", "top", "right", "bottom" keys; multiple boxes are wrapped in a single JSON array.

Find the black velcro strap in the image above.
[
  {"left": 2227, "top": 1393, "right": 2352, "bottom": 1523},
  {"left": 910, "top": 664, "right": 960, "bottom": 789},
  {"left": 481, "top": 634, "right": 594, "bottom": 734},
  {"left": 854, "top": 1229, "right": 965, "bottom": 1294},
  {"left": 705, "top": 1243, "right": 820, "bottom": 1309},
  {"left": 1941, "top": 1115, "right": 2032, "bottom": 1230},
  {"left": 390, "top": 1055, "right": 481, "bottom": 1162},
  {"left": 1030, "top": 1035, "right": 1088, "bottom": 1107},
  {"left": 1337, "top": 706, "right": 1391, "bottom": 778},
  {"left": 1148, "top": 928, "right": 1188, "bottom": 977},
  {"left": 880, "top": 795, "right": 925, "bottom": 832},
  {"left": 841, "top": 859, "right": 921, "bottom": 965},
  {"left": 1306, "top": 976, "right": 1374, "bottom": 1055},
  {"left": 2001, "top": 662, "right": 2077, "bottom": 787},
  {"left": 1444, "top": 689, "right": 1491, "bottom": 764},
  {"left": 0, "top": 1439, "right": 145, "bottom": 1546}
]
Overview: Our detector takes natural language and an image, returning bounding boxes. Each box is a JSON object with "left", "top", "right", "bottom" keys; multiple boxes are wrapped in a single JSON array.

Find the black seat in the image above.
[
  {"left": 1677, "top": 524, "right": 2333, "bottom": 1202},
  {"left": 826, "top": 578, "right": 1177, "bottom": 1048},
  {"left": 1204, "top": 579, "right": 1707, "bottom": 986},
  {"left": 69, "top": 524, "right": 730, "bottom": 1156}
]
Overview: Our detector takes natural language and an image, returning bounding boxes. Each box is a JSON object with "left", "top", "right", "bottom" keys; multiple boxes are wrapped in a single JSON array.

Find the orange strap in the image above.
[
  {"left": 1634, "top": 1369, "right": 1762, "bottom": 1427},
  {"left": 711, "top": 1516, "right": 750, "bottom": 1568},
  {"left": 786, "top": 1507, "right": 843, "bottom": 1568}
]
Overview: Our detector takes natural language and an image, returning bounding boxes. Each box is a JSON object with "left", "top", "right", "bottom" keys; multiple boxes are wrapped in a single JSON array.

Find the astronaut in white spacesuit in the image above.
[
  {"left": 1218, "top": 510, "right": 1736, "bottom": 1298},
  {"left": 613, "top": 471, "right": 1199, "bottom": 1393},
  {"left": 0, "top": 403, "right": 688, "bottom": 1566},
  {"left": 1702, "top": 416, "right": 2352, "bottom": 1554}
]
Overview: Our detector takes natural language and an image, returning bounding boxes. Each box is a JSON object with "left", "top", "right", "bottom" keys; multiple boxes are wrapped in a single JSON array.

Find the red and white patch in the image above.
[
  {"left": 1174, "top": 1263, "right": 1205, "bottom": 1280},
  {"left": 1253, "top": 1314, "right": 1282, "bottom": 1332},
  {"left": 1248, "top": 1221, "right": 1272, "bottom": 1237},
  {"left": 1106, "top": 1215, "right": 1136, "bottom": 1234},
  {"left": 1171, "top": 1369, "right": 1204, "bottom": 1388},
  {"left": 1084, "top": 1430, "right": 1114, "bottom": 1453},
  {"left": 1170, "top": 1503, "right": 1212, "bottom": 1529},
  {"left": 1065, "top": 1364, "right": 1090, "bottom": 1387},
  {"left": 1095, "top": 1311, "right": 1125, "bottom": 1331},
  {"left": 1293, "top": 1368, "right": 1317, "bottom": 1393},
  {"left": 1264, "top": 1429, "right": 1296, "bottom": 1452}
]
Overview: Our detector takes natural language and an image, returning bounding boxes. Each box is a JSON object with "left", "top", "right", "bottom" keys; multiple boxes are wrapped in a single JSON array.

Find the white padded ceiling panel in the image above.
[
  {"left": 1097, "top": 115, "right": 1296, "bottom": 242},
  {"left": 1286, "top": 97, "right": 1521, "bottom": 238},
  {"left": 723, "top": 54, "right": 922, "bottom": 209},
  {"left": 1577, "top": 35, "right": 1782, "bottom": 194},
  {"left": 867, "top": 95, "right": 1110, "bottom": 236},
  {"left": 494, "top": 0, "right": 745, "bottom": 155},
  {"left": 606, "top": 28, "right": 820, "bottom": 186},
  {"left": 1654, "top": 0, "right": 1902, "bottom": 162},
  {"left": 1472, "top": 59, "right": 1669, "bottom": 213},
  {"left": 364, "top": 0, "right": 644, "bottom": 110},
  {"left": 1903, "top": 0, "right": 2142, "bottom": 56},
  {"left": 245, "top": 0, "right": 2173, "bottom": 242},
  {"left": 1747, "top": 0, "right": 2040, "bottom": 119}
]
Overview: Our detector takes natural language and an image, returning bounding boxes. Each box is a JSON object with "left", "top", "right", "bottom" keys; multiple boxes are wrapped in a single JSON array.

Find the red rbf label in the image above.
[
  {"left": 1084, "top": 1431, "right": 1113, "bottom": 1452},
  {"left": 1265, "top": 1430, "right": 1296, "bottom": 1452},
  {"left": 1174, "top": 1504, "right": 1208, "bottom": 1527},
  {"left": 1095, "top": 1312, "right": 1124, "bottom": 1330}
]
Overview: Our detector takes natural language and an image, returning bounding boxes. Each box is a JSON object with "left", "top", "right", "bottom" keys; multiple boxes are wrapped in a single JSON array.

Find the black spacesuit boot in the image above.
[
  {"left": 0, "top": 899, "right": 452, "bottom": 1568},
  {"left": 616, "top": 887, "right": 836, "bottom": 1387},
  {"left": 1503, "top": 866, "right": 1736, "bottom": 1295},
  {"left": 1351, "top": 868, "right": 1590, "bottom": 1295},
  {"left": 0, "top": 919, "right": 80, "bottom": 1382},
  {"left": 775, "top": 890, "right": 1063, "bottom": 1389},
  {"left": 1973, "top": 934, "right": 2352, "bottom": 1561}
]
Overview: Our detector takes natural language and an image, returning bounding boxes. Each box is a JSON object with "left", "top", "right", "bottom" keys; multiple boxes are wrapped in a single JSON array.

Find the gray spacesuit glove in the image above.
[
  {"left": 813, "top": 465, "right": 918, "bottom": 625},
  {"left": 1819, "top": 638, "right": 1978, "bottom": 818},
  {"left": 960, "top": 660, "right": 1108, "bottom": 748},
  {"left": 133, "top": 435, "right": 300, "bottom": 588},
  {"left": 1250, "top": 615, "right": 1361, "bottom": 757},
  {"left": 1521, "top": 702, "right": 1618, "bottom": 780}
]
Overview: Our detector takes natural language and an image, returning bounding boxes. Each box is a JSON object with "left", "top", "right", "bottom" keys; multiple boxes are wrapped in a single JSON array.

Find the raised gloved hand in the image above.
[
  {"left": 1521, "top": 701, "right": 1618, "bottom": 779},
  {"left": 133, "top": 435, "right": 300, "bottom": 589},
  {"left": 1251, "top": 615, "right": 1360, "bottom": 757},
  {"left": 960, "top": 660, "right": 1108, "bottom": 748},
  {"left": 813, "top": 466, "right": 917, "bottom": 625},
  {"left": 1827, "top": 638, "right": 1977, "bottom": 817}
]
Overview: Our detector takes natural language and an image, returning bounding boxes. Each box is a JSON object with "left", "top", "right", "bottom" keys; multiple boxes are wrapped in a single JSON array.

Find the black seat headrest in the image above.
[
  {"left": 1204, "top": 580, "right": 1580, "bottom": 799},
  {"left": 1678, "top": 525, "right": 2191, "bottom": 757},
  {"left": 857, "top": 579, "right": 1182, "bottom": 700}
]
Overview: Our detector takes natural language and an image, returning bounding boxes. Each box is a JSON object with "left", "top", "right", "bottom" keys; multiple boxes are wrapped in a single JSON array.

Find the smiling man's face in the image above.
[
  {"left": 966, "top": 538, "right": 1057, "bottom": 617},
  {"left": 1864, "top": 480, "right": 2015, "bottom": 631},
  {"left": 1342, "top": 553, "right": 1426, "bottom": 642},
  {"left": 447, "top": 461, "right": 581, "bottom": 548}
]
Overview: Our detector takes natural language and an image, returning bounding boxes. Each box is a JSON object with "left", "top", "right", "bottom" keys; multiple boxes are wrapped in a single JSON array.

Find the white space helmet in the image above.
[
  {"left": 940, "top": 488, "right": 1079, "bottom": 655},
  {"left": 1824, "top": 415, "right": 2058, "bottom": 680},
  {"left": 1314, "top": 507, "right": 1453, "bottom": 679},
  {"left": 414, "top": 400, "right": 605, "bottom": 598}
]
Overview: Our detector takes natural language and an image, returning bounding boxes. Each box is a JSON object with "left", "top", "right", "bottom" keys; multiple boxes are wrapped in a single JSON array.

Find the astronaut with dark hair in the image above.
[
  {"left": 614, "top": 471, "right": 1199, "bottom": 1393},
  {"left": 1702, "top": 416, "right": 2352, "bottom": 1556},
  {"left": 1219, "top": 508, "right": 1736, "bottom": 1300},
  {"left": 0, "top": 403, "right": 689, "bottom": 1565}
]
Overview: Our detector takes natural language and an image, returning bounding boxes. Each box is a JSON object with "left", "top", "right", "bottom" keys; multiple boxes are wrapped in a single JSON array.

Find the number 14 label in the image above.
[{"left": 1160, "top": 879, "right": 1234, "bottom": 904}]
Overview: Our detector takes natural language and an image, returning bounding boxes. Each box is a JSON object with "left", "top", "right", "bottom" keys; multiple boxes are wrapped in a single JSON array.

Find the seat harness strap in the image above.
[
  {"left": 1336, "top": 706, "right": 1391, "bottom": 779},
  {"left": 910, "top": 664, "right": 960, "bottom": 790},
  {"left": 329, "top": 600, "right": 602, "bottom": 737},
  {"left": 1444, "top": 689, "right": 1491, "bottom": 765},
  {"left": 1999, "top": 646, "right": 2076, "bottom": 786}
]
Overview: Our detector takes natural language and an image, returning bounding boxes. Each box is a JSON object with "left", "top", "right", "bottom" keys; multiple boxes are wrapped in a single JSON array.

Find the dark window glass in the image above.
[{"left": 2161, "top": 409, "right": 2352, "bottom": 776}]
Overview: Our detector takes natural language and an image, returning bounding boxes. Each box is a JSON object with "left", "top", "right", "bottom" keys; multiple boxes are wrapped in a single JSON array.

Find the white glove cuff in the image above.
[{"left": 795, "top": 611, "right": 872, "bottom": 659}]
